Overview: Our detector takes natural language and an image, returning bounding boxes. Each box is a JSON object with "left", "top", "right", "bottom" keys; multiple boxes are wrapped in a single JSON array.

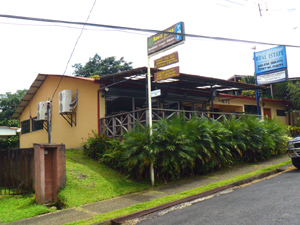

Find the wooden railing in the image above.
[{"left": 99, "top": 108, "right": 262, "bottom": 138}]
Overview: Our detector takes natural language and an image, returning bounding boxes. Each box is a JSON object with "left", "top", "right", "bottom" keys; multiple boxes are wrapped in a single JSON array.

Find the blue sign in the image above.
[{"left": 254, "top": 46, "right": 287, "bottom": 75}]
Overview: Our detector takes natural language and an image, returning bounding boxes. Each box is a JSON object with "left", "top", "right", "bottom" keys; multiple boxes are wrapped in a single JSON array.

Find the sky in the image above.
[{"left": 1, "top": 0, "right": 300, "bottom": 94}]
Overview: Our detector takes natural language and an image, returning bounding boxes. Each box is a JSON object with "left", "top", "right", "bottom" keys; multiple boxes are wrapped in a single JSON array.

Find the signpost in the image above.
[
  {"left": 146, "top": 22, "right": 185, "bottom": 187},
  {"left": 254, "top": 45, "right": 288, "bottom": 115}
]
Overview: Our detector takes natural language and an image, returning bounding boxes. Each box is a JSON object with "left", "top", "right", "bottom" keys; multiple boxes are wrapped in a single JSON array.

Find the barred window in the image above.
[
  {"left": 32, "top": 117, "right": 44, "bottom": 131},
  {"left": 21, "top": 120, "right": 30, "bottom": 134}
]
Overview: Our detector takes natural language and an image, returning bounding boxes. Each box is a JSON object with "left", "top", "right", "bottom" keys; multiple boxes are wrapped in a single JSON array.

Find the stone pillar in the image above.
[{"left": 34, "top": 143, "right": 66, "bottom": 204}]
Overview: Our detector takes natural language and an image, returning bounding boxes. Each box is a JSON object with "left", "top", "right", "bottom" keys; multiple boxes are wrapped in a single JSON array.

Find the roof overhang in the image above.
[
  {"left": 12, "top": 74, "right": 100, "bottom": 119},
  {"left": 99, "top": 67, "right": 267, "bottom": 94}
]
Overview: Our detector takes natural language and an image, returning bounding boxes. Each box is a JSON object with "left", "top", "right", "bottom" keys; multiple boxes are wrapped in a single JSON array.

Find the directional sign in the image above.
[
  {"left": 147, "top": 22, "right": 185, "bottom": 56},
  {"left": 154, "top": 52, "right": 179, "bottom": 69},
  {"left": 154, "top": 66, "right": 180, "bottom": 82}
]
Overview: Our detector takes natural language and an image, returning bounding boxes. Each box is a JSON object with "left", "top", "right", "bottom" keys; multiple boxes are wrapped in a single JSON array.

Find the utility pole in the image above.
[{"left": 47, "top": 101, "right": 52, "bottom": 143}]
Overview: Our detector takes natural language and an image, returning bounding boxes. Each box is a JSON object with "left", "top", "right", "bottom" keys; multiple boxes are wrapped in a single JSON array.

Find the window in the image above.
[
  {"left": 32, "top": 117, "right": 44, "bottom": 132},
  {"left": 244, "top": 105, "right": 260, "bottom": 115},
  {"left": 276, "top": 110, "right": 286, "bottom": 117},
  {"left": 21, "top": 120, "right": 30, "bottom": 134}
]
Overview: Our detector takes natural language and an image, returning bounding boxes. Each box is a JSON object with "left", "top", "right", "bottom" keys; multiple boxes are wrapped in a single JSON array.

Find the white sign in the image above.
[
  {"left": 257, "top": 70, "right": 287, "bottom": 85},
  {"left": 151, "top": 89, "right": 161, "bottom": 98}
]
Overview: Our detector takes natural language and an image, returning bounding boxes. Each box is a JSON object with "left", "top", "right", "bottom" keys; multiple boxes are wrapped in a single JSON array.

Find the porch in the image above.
[{"left": 99, "top": 108, "right": 261, "bottom": 139}]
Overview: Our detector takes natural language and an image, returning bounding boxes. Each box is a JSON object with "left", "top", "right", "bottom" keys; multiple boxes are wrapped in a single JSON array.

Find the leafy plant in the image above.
[{"left": 82, "top": 131, "right": 111, "bottom": 160}]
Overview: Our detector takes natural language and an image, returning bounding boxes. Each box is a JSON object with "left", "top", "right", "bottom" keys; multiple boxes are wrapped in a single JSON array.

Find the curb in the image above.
[{"left": 110, "top": 165, "right": 292, "bottom": 225}]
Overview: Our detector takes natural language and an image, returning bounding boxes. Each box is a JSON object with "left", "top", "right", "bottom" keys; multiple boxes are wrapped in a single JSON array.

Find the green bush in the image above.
[
  {"left": 0, "top": 135, "right": 19, "bottom": 149},
  {"left": 82, "top": 115, "right": 289, "bottom": 183},
  {"left": 82, "top": 131, "right": 111, "bottom": 160}
]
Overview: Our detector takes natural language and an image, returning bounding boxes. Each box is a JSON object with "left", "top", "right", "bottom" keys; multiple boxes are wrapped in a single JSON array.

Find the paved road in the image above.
[{"left": 137, "top": 168, "right": 300, "bottom": 225}]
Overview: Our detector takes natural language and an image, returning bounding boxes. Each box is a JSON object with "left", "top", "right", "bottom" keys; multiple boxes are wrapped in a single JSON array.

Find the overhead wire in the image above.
[
  {"left": 1, "top": 13, "right": 300, "bottom": 48},
  {"left": 50, "top": 0, "right": 97, "bottom": 102}
]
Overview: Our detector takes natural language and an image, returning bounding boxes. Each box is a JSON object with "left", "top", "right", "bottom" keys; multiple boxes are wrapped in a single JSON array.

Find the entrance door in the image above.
[
  {"left": 44, "top": 149, "right": 54, "bottom": 202},
  {"left": 263, "top": 108, "right": 272, "bottom": 119}
]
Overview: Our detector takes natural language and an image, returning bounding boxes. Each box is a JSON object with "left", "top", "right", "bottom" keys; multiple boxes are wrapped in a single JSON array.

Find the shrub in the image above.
[{"left": 82, "top": 131, "right": 111, "bottom": 160}]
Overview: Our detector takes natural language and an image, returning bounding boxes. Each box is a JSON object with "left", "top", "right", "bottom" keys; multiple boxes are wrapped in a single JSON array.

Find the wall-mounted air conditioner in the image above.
[
  {"left": 59, "top": 90, "right": 72, "bottom": 113},
  {"left": 37, "top": 101, "right": 47, "bottom": 120}
]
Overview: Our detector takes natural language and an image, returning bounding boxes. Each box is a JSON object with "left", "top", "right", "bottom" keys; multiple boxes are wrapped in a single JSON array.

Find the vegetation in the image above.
[
  {"left": 0, "top": 90, "right": 27, "bottom": 149},
  {"left": 0, "top": 90, "right": 27, "bottom": 122},
  {"left": 58, "top": 149, "right": 149, "bottom": 208},
  {"left": 0, "top": 195, "right": 53, "bottom": 223},
  {"left": 72, "top": 53, "right": 132, "bottom": 77},
  {"left": 0, "top": 149, "right": 150, "bottom": 223},
  {"left": 82, "top": 115, "right": 289, "bottom": 183}
]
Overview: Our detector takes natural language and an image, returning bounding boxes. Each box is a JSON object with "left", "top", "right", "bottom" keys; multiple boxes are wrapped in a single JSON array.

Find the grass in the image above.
[
  {"left": 0, "top": 149, "right": 150, "bottom": 224},
  {"left": 0, "top": 149, "right": 291, "bottom": 224},
  {"left": 58, "top": 149, "right": 150, "bottom": 207},
  {"left": 0, "top": 194, "right": 53, "bottom": 224},
  {"left": 66, "top": 160, "right": 291, "bottom": 225}
]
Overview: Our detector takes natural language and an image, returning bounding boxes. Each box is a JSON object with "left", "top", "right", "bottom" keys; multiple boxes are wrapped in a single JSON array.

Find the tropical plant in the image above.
[
  {"left": 82, "top": 131, "right": 111, "bottom": 160},
  {"left": 120, "top": 125, "right": 152, "bottom": 180}
]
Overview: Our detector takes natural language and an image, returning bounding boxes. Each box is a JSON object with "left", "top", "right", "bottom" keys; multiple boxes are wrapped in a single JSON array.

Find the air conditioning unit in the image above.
[
  {"left": 37, "top": 101, "right": 47, "bottom": 120},
  {"left": 59, "top": 90, "right": 72, "bottom": 113}
]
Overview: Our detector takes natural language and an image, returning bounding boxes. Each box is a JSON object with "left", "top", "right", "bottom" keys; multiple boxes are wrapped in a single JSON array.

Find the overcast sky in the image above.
[{"left": 1, "top": 0, "right": 300, "bottom": 94}]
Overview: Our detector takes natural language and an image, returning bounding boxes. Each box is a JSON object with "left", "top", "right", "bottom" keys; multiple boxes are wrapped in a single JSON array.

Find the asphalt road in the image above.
[{"left": 137, "top": 168, "right": 300, "bottom": 225}]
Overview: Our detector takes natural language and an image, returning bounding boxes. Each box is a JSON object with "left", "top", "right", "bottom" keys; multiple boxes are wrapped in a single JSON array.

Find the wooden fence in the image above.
[{"left": 0, "top": 148, "right": 34, "bottom": 195}]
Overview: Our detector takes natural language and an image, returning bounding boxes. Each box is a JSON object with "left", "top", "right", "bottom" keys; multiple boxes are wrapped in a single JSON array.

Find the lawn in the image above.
[{"left": 0, "top": 149, "right": 151, "bottom": 223}]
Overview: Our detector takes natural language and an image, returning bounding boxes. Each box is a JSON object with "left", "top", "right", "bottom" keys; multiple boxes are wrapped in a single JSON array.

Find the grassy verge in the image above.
[
  {"left": 58, "top": 149, "right": 150, "bottom": 207},
  {"left": 66, "top": 160, "right": 291, "bottom": 225},
  {"left": 0, "top": 149, "right": 150, "bottom": 224},
  {"left": 0, "top": 194, "right": 53, "bottom": 224}
]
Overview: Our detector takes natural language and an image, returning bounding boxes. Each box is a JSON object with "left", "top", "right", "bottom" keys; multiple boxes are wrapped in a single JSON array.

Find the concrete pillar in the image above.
[{"left": 34, "top": 143, "right": 66, "bottom": 204}]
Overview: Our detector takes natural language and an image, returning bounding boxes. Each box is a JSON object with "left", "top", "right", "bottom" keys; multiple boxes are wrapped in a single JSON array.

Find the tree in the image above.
[
  {"left": 287, "top": 81, "right": 300, "bottom": 109},
  {"left": 72, "top": 53, "right": 133, "bottom": 77},
  {"left": 0, "top": 89, "right": 27, "bottom": 126}
]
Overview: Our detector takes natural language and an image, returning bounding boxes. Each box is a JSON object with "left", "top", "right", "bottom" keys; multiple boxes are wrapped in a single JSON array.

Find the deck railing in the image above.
[{"left": 99, "top": 108, "right": 262, "bottom": 138}]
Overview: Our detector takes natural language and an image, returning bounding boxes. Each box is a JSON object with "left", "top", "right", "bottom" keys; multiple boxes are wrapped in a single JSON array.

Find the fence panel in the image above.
[{"left": 0, "top": 148, "right": 34, "bottom": 195}]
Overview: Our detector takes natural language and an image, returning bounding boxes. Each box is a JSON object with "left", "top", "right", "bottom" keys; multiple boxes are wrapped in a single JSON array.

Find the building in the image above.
[{"left": 13, "top": 67, "right": 290, "bottom": 149}]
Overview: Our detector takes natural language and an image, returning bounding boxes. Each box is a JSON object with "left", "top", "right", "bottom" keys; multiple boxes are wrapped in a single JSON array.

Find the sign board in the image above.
[
  {"left": 154, "top": 52, "right": 179, "bottom": 69},
  {"left": 147, "top": 22, "right": 185, "bottom": 56},
  {"left": 151, "top": 89, "right": 161, "bottom": 98},
  {"left": 254, "top": 46, "right": 287, "bottom": 75},
  {"left": 257, "top": 70, "right": 287, "bottom": 85},
  {"left": 254, "top": 46, "right": 288, "bottom": 85},
  {"left": 154, "top": 66, "right": 180, "bottom": 82}
]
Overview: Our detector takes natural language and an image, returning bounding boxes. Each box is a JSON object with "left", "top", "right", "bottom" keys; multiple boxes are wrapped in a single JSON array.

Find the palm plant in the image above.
[
  {"left": 152, "top": 116, "right": 196, "bottom": 181},
  {"left": 121, "top": 125, "right": 153, "bottom": 180}
]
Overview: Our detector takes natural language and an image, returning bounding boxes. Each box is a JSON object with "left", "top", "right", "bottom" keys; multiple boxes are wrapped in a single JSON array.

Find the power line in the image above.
[
  {"left": 50, "top": 0, "right": 97, "bottom": 101},
  {"left": 1, "top": 14, "right": 300, "bottom": 48}
]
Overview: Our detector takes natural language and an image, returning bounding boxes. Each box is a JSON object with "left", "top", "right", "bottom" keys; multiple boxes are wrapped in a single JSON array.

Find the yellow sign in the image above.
[
  {"left": 154, "top": 52, "right": 179, "bottom": 69},
  {"left": 154, "top": 66, "right": 180, "bottom": 82}
]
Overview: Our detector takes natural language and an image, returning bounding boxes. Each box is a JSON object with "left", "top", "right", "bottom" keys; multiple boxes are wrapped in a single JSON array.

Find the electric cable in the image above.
[
  {"left": 50, "top": 0, "right": 97, "bottom": 102},
  {"left": 1, "top": 13, "right": 300, "bottom": 48}
]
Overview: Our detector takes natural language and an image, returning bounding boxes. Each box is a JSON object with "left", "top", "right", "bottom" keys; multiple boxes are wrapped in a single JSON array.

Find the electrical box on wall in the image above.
[
  {"left": 37, "top": 101, "right": 47, "bottom": 120},
  {"left": 59, "top": 90, "right": 72, "bottom": 113}
]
